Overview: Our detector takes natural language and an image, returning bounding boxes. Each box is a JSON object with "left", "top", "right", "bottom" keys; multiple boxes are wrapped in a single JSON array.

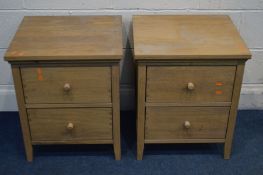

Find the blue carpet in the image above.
[{"left": 0, "top": 110, "right": 262, "bottom": 175}]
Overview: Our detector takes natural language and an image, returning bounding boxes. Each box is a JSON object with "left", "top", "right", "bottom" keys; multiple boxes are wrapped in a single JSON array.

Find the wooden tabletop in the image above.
[
  {"left": 133, "top": 15, "right": 251, "bottom": 60},
  {"left": 5, "top": 16, "right": 123, "bottom": 61}
]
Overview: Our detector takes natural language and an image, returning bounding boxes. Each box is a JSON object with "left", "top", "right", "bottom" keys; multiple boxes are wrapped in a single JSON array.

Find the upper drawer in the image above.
[
  {"left": 146, "top": 66, "right": 236, "bottom": 103},
  {"left": 21, "top": 67, "right": 111, "bottom": 104}
]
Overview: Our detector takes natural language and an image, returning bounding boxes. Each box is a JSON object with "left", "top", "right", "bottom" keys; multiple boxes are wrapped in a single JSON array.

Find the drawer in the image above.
[
  {"left": 146, "top": 66, "right": 236, "bottom": 103},
  {"left": 21, "top": 67, "right": 111, "bottom": 104},
  {"left": 28, "top": 108, "right": 112, "bottom": 141},
  {"left": 145, "top": 107, "right": 229, "bottom": 140}
]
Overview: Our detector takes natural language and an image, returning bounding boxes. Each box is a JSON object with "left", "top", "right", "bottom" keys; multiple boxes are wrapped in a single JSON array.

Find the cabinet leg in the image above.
[
  {"left": 224, "top": 142, "right": 232, "bottom": 160},
  {"left": 137, "top": 143, "right": 144, "bottom": 160},
  {"left": 113, "top": 142, "right": 121, "bottom": 160},
  {"left": 25, "top": 145, "right": 34, "bottom": 162}
]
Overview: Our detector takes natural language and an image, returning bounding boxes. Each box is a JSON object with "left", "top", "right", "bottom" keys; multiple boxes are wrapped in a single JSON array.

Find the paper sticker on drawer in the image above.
[
  {"left": 216, "top": 82, "right": 223, "bottom": 86},
  {"left": 37, "top": 68, "right": 43, "bottom": 81},
  {"left": 215, "top": 90, "right": 223, "bottom": 95}
]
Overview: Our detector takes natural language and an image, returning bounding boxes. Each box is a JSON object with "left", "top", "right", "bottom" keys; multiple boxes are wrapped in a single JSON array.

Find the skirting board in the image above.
[{"left": 0, "top": 84, "right": 262, "bottom": 111}]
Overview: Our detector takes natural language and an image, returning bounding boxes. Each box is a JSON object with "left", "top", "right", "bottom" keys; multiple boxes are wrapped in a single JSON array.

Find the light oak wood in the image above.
[
  {"left": 66, "top": 122, "right": 74, "bottom": 130},
  {"left": 133, "top": 15, "right": 251, "bottom": 60},
  {"left": 32, "top": 140, "right": 113, "bottom": 145},
  {"left": 13, "top": 61, "right": 120, "bottom": 66},
  {"left": 147, "top": 66, "right": 236, "bottom": 103},
  {"left": 187, "top": 82, "right": 195, "bottom": 91},
  {"left": 137, "top": 60, "right": 244, "bottom": 65},
  {"left": 26, "top": 103, "right": 112, "bottom": 108},
  {"left": 112, "top": 64, "right": 121, "bottom": 160},
  {"left": 5, "top": 16, "right": 123, "bottom": 161},
  {"left": 12, "top": 59, "right": 244, "bottom": 66},
  {"left": 5, "top": 16, "right": 123, "bottom": 61},
  {"left": 146, "top": 102, "right": 232, "bottom": 107},
  {"left": 224, "top": 64, "right": 245, "bottom": 159},
  {"left": 145, "top": 139, "right": 225, "bottom": 144},
  {"left": 21, "top": 67, "right": 111, "bottom": 104},
  {"left": 137, "top": 65, "right": 146, "bottom": 160},
  {"left": 145, "top": 107, "right": 230, "bottom": 140},
  {"left": 28, "top": 108, "right": 112, "bottom": 141},
  {"left": 134, "top": 15, "right": 250, "bottom": 160},
  {"left": 63, "top": 83, "right": 71, "bottom": 92},
  {"left": 184, "top": 121, "right": 191, "bottom": 129},
  {"left": 11, "top": 66, "right": 33, "bottom": 162}
]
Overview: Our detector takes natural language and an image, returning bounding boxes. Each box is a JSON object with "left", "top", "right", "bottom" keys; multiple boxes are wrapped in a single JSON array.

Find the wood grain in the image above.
[
  {"left": 28, "top": 108, "right": 113, "bottom": 141},
  {"left": 147, "top": 66, "right": 236, "bottom": 103},
  {"left": 21, "top": 66, "right": 111, "bottom": 104},
  {"left": 145, "top": 107, "right": 230, "bottom": 140},
  {"left": 136, "top": 65, "right": 146, "bottom": 160},
  {"left": 224, "top": 64, "right": 245, "bottom": 159},
  {"left": 133, "top": 15, "right": 251, "bottom": 60},
  {"left": 133, "top": 15, "right": 250, "bottom": 159},
  {"left": 112, "top": 64, "right": 121, "bottom": 160},
  {"left": 12, "top": 66, "right": 33, "bottom": 162},
  {"left": 145, "top": 139, "right": 225, "bottom": 144},
  {"left": 26, "top": 103, "right": 112, "bottom": 108},
  {"left": 32, "top": 140, "right": 113, "bottom": 145},
  {"left": 146, "top": 102, "right": 232, "bottom": 107},
  {"left": 5, "top": 16, "right": 123, "bottom": 161},
  {"left": 5, "top": 16, "right": 123, "bottom": 61},
  {"left": 136, "top": 60, "right": 245, "bottom": 66}
]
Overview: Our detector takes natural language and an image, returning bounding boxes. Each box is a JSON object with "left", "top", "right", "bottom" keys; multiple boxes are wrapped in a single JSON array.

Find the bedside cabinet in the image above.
[
  {"left": 133, "top": 15, "right": 251, "bottom": 160},
  {"left": 4, "top": 16, "right": 123, "bottom": 161}
]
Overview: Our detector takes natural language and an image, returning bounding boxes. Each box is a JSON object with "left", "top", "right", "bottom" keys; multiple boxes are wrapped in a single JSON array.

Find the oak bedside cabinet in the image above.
[
  {"left": 4, "top": 16, "right": 123, "bottom": 161},
  {"left": 133, "top": 15, "right": 251, "bottom": 160}
]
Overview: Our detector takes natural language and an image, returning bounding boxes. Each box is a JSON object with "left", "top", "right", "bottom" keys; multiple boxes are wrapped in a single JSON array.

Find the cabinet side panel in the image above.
[
  {"left": 224, "top": 63, "right": 245, "bottom": 159},
  {"left": 137, "top": 64, "right": 146, "bottom": 160},
  {"left": 112, "top": 64, "right": 121, "bottom": 160},
  {"left": 11, "top": 66, "right": 33, "bottom": 161}
]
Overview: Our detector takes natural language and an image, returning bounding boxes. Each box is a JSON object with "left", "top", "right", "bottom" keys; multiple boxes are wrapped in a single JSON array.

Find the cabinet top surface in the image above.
[
  {"left": 133, "top": 15, "right": 251, "bottom": 60},
  {"left": 5, "top": 16, "right": 123, "bottom": 62}
]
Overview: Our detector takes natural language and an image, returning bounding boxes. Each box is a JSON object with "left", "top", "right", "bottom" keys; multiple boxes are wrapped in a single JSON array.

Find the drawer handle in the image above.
[
  {"left": 66, "top": 122, "right": 74, "bottom": 130},
  {"left": 184, "top": 121, "right": 191, "bottom": 129},
  {"left": 63, "top": 83, "right": 71, "bottom": 92},
  {"left": 187, "top": 82, "right": 195, "bottom": 90}
]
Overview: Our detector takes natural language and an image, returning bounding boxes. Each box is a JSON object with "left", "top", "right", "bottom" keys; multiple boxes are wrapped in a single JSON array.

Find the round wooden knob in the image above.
[
  {"left": 67, "top": 122, "right": 74, "bottom": 130},
  {"left": 187, "top": 82, "right": 195, "bottom": 90},
  {"left": 64, "top": 83, "right": 71, "bottom": 91},
  {"left": 184, "top": 121, "right": 191, "bottom": 129}
]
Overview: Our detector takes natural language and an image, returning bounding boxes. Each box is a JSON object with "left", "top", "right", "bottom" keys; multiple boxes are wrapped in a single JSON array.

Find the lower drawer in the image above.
[
  {"left": 28, "top": 108, "right": 112, "bottom": 141},
  {"left": 145, "top": 107, "right": 229, "bottom": 140}
]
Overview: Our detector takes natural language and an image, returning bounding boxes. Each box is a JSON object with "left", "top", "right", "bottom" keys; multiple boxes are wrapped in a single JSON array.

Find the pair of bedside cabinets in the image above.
[{"left": 4, "top": 15, "right": 251, "bottom": 161}]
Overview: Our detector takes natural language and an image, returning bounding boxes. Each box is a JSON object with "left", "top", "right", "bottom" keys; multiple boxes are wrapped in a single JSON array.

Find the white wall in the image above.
[{"left": 0, "top": 0, "right": 263, "bottom": 111}]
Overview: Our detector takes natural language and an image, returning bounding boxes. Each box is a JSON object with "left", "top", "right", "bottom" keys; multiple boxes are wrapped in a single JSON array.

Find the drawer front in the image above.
[
  {"left": 145, "top": 107, "right": 229, "bottom": 140},
  {"left": 28, "top": 108, "right": 112, "bottom": 141},
  {"left": 21, "top": 67, "right": 111, "bottom": 104},
  {"left": 146, "top": 66, "right": 236, "bottom": 103}
]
